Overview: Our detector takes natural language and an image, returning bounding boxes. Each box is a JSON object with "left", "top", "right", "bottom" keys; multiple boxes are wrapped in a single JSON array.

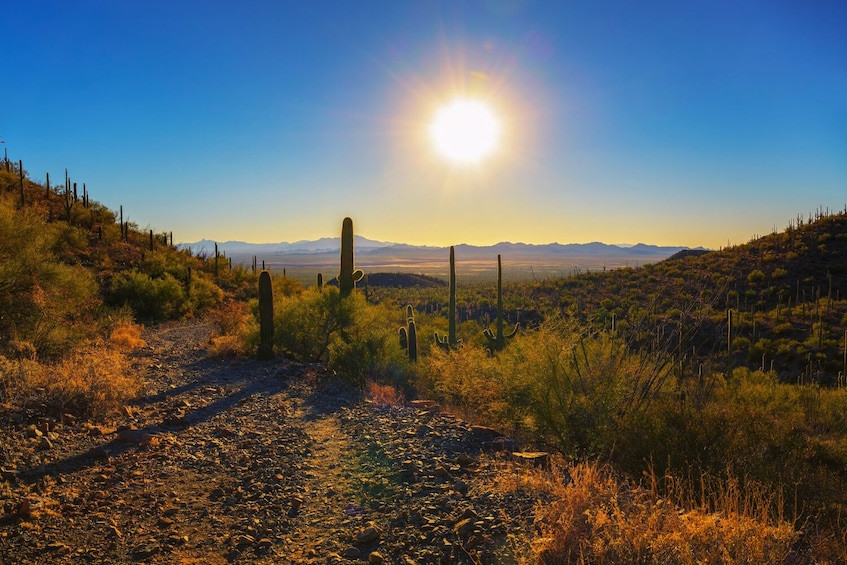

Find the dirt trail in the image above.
[{"left": 0, "top": 320, "right": 544, "bottom": 564}]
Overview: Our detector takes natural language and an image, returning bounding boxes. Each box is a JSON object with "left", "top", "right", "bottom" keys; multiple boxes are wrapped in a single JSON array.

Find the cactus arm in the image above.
[{"left": 399, "top": 327, "right": 408, "bottom": 349}]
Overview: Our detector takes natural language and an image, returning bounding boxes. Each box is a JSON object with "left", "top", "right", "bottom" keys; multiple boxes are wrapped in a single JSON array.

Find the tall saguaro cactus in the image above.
[
  {"left": 483, "top": 254, "right": 519, "bottom": 352},
  {"left": 258, "top": 270, "right": 275, "bottom": 360},
  {"left": 435, "top": 246, "right": 460, "bottom": 351},
  {"left": 339, "top": 217, "right": 364, "bottom": 297}
]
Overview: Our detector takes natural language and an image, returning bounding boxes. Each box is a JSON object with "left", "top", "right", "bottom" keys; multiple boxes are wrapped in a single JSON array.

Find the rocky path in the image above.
[{"left": 0, "top": 321, "right": 546, "bottom": 564}]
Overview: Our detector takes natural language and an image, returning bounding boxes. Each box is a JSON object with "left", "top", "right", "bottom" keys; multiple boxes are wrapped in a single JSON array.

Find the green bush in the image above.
[
  {"left": 271, "top": 286, "right": 356, "bottom": 363},
  {"left": 185, "top": 273, "right": 224, "bottom": 314},
  {"left": 514, "top": 317, "right": 673, "bottom": 456},
  {"left": 0, "top": 195, "right": 101, "bottom": 356},
  {"left": 109, "top": 270, "right": 185, "bottom": 320},
  {"left": 328, "top": 295, "right": 405, "bottom": 387}
]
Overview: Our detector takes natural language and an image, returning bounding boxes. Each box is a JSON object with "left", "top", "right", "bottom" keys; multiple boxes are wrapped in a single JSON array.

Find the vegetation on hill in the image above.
[{"left": 0, "top": 160, "right": 237, "bottom": 419}]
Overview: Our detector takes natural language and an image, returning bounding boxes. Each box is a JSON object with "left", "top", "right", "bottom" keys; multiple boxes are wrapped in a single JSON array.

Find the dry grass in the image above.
[
  {"left": 109, "top": 321, "right": 147, "bottom": 349},
  {"left": 208, "top": 335, "right": 249, "bottom": 357},
  {"left": 364, "top": 380, "right": 405, "bottom": 407},
  {"left": 0, "top": 343, "right": 140, "bottom": 421},
  {"left": 206, "top": 300, "right": 254, "bottom": 357},
  {"left": 483, "top": 455, "right": 799, "bottom": 564}
]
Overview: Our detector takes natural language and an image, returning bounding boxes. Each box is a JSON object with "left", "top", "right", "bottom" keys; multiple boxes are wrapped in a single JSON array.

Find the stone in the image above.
[
  {"left": 340, "top": 546, "right": 361, "bottom": 559},
  {"left": 454, "top": 518, "right": 475, "bottom": 537},
  {"left": 470, "top": 425, "right": 502, "bottom": 440},
  {"left": 131, "top": 543, "right": 160, "bottom": 560},
  {"left": 368, "top": 551, "right": 385, "bottom": 564},
  {"left": 356, "top": 526, "right": 380, "bottom": 544},
  {"left": 487, "top": 436, "right": 520, "bottom": 453},
  {"left": 511, "top": 451, "right": 550, "bottom": 467},
  {"left": 456, "top": 453, "right": 475, "bottom": 467},
  {"left": 433, "top": 465, "right": 452, "bottom": 480}
]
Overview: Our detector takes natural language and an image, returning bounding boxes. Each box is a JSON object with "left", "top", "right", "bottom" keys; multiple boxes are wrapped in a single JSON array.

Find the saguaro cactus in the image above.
[
  {"left": 399, "top": 305, "right": 418, "bottom": 362},
  {"left": 339, "top": 217, "right": 364, "bottom": 297},
  {"left": 435, "top": 246, "right": 461, "bottom": 350},
  {"left": 18, "top": 160, "right": 24, "bottom": 207},
  {"left": 483, "top": 254, "right": 518, "bottom": 353},
  {"left": 258, "top": 270, "right": 275, "bottom": 360}
]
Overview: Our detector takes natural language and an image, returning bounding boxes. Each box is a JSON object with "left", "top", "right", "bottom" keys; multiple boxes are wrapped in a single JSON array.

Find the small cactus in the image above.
[
  {"left": 317, "top": 272, "right": 323, "bottom": 290},
  {"left": 258, "top": 270, "right": 274, "bottom": 360},
  {"left": 339, "top": 217, "right": 364, "bottom": 297}
]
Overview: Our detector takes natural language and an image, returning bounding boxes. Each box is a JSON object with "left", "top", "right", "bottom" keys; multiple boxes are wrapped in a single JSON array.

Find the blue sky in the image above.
[{"left": 4, "top": 1, "right": 846, "bottom": 248}]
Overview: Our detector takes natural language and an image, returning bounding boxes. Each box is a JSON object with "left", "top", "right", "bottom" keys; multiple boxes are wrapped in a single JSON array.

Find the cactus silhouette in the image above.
[
  {"left": 258, "top": 270, "right": 274, "bottom": 360},
  {"left": 399, "top": 305, "right": 418, "bottom": 362},
  {"left": 483, "top": 254, "right": 518, "bottom": 352},
  {"left": 339, "top": 217, "right": 364, "bottom": 297},
  {"left": 435, "top": 246, "right": 461, "bottom": 351}
]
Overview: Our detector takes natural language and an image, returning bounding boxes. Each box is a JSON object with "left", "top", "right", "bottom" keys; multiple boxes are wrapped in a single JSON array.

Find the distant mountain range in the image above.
[{"left": 179, "top": 236, "right": 705, "bottom": 265}]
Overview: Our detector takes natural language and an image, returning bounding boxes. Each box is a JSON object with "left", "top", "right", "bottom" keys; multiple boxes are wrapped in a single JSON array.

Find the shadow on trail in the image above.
[{"left": 17, "top": 356, "right": 310, "bottom": 483}]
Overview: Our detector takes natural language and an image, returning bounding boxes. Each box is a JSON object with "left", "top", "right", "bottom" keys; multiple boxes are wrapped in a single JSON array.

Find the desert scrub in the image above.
[
  {"left": 0, "top": 344, "right": 140, "bottom": 421},
  {"left": 327, "top": 295, "right": 406, "bottom": 388},
  {"left": 528, "top": 460, "right": 798, "bottom": 564},
  {"left": 268, "top": 286, "right": 356, "bottom": 363},
  {"left": 0, "top": 195, "right": 101, "bottom": 356},
  {"left": 109, "top": 270, "right": 186, "bottom": 320},
  {"left": 509, "top": 316, "right": 673, "bottom": 455},
  {"left": 420, "top": 345, "right": 533, "bottom": 435},
  {"left": 419, "top": 315, "right": 674, "bottom": 446},
  {"left": 109, "top": 321, "right": 147, "bottom": 349}
]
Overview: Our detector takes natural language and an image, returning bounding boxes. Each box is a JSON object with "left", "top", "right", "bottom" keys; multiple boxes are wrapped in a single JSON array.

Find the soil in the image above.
[{"left": 0, "top": 320, "right": 550, "bottom": 564}]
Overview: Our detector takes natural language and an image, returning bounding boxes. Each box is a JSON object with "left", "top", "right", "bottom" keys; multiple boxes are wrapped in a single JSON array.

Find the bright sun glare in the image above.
[{"left": 429, "top": 98, "right": 501, "bottom": 164}]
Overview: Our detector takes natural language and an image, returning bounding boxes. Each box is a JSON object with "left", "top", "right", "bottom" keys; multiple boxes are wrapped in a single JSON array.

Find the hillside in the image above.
[
  {"left": 0, "top": 159, "right": 254, "bottom": 357},
  {"left": 511, "top": 207, "right": 847, "bottom": 383}
]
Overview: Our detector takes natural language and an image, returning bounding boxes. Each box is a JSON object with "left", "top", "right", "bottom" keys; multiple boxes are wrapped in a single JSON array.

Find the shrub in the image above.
[
  {"left": 420, "top": 344, "right": 518, "bottom": 428},
  {"left": 513, "top": 317, "right": 673, "bottom": 456},
  {"left": 185, "top": 272, "right": 224, "bottom": 314},
  {"left": 531, "top": 460, "right": 798, "bottom": 564},
  {"left": 271, "top": 287, "right": 356, "bottom": 363},
  {"left": 327, "top": 295, "right": 404, "bottom": 388},
  {"left": 109, "top": 322, "right": 147, "bottom": 350},
  {"left": 0, "top": 197, "right": 101, "bottom": 356},
  {"left": 109, "top": 270, "right": 186, "bottom": 320},
  {"left": 0, "top": 345, "right": 139, "bottom": 420}
]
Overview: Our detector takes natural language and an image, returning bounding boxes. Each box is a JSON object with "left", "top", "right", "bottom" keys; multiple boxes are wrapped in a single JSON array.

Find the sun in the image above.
[{"left": 429, "top": 98, "right": 501, "bottom": 164}]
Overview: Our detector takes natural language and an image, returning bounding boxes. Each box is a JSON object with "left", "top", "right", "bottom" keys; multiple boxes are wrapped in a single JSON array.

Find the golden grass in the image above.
[
  {"left": 109, "top": 321, "right": 147, "bottom": 349},
  {"left": 482, "top": 456, "right": 799, "bottom": 564},
  {"left": 207, "top": 300, "right": 254, "bottom": 357},
  {"left": 0, "top": 343, "right": 140, "bottom": 421},
  {"left": 364, "top": 380, "right": 405, "bottom": 407},
  {"left": 207, "top": 335, "right": 248, "bottom": 357}
]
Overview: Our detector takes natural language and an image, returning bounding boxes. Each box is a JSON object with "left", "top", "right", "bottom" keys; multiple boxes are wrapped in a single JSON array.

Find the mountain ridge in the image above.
[{"left": 179, "top": 236, "right": 706, "bottom": 259}]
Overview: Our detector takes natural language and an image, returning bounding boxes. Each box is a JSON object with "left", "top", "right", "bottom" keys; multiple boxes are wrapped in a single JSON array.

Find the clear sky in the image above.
[{"left": 4, "top": 1, "right": 846, "bottom": 249}]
